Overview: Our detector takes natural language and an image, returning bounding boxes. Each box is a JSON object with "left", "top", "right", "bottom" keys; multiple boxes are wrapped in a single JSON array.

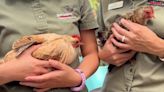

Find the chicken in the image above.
[
  {"left": 97, "top": 6, "right": 154, "bottom": 46},
  {"left": 3, "top": 33, "right": 81, "bottom": 64},
  {"left": 97, "top": 6, "right": 155, "bottom": 72}
]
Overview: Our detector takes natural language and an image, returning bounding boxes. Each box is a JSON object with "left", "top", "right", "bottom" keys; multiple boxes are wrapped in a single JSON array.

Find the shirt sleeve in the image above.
[
  {"left": 96, "top": 0, "right": 107, "bottom": 47},
  {"left": 97, "top": 0, "right": 105, "bottom": 32},
  {"left": 78, "top": 0, "right": 98, "bottom": 30}
]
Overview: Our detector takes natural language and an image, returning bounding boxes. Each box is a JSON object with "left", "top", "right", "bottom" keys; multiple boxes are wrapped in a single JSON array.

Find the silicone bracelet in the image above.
[{"left": 71, "top": 69, "right": 86, "bottom": 92}]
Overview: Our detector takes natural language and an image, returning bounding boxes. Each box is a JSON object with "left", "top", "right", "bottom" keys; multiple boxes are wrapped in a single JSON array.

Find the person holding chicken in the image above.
[
  {"left": 0, "top": 0, "right": 99, "bottom": 92},
  {"left": 98, "top": 0, "right": 164, "bottom": 92}
]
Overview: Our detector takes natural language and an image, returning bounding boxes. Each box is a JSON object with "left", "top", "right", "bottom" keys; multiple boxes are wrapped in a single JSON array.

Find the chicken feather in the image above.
[
  {"left": 3, "top": 33, "right": 80, "bottom": 65},
  {"left": 97, "top": 5, "right": 154, "bottom": 46}
]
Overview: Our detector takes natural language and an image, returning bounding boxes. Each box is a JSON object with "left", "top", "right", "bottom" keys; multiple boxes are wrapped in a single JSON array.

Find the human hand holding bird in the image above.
[{"left": 3, "top": 33, "right": 82, "bottom": 65}]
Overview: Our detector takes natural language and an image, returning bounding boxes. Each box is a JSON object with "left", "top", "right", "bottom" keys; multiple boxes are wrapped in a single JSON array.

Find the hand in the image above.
[
  {"left": 20, "top": 60, "right": 82, "bottom": 92},
  {"left": 111, "top": 19, "right": 163, "bottom": 56},
  {"left": 99, "top": 35, "right": 136, "bottom": 66},
  {"left": 6, "top": 45, "right": 50, "bottom": 81}
]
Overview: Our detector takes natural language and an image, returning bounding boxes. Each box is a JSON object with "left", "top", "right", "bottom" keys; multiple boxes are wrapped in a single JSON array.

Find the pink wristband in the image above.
[{"left": 71, "top": 69, "right": 86, "bottom": 92}]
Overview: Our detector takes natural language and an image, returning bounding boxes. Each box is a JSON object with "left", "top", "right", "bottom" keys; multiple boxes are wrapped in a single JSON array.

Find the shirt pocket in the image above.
[{"left": 103, "top": 0, "right": 132, "bottom": 32}]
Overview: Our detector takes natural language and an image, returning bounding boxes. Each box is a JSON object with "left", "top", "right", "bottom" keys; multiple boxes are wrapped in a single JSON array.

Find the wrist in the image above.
[
  {"left": 0, "top": 62, "right": 14, "bottom": 84},
  {"left": 73, "top": 71, "right": 82, "bottom": 87},
  {"left": 158, "top": 39, "right": 164, "bottom": 61},
  {"left": 99, "top": 48, "right": 110, "bottom": 61},
  {"left": 157, "top": 39, "right": 164, "bottom": 57},
  {"left": 71, "top": 69, "right": 86, "bottom": 91},
  {"left": 152, "top": 38, "right": 164, "bottom": 57},
  {"left": 2, "top": 60, "right": 21, "bottom": 81}
]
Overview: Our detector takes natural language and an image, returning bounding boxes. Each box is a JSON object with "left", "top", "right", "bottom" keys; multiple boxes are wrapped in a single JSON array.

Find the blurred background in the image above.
[{"left": 89, "top": 0, "right": 99, "bottom": 16}]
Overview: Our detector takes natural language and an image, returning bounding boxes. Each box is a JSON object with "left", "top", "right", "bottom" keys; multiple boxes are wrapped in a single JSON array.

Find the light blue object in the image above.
[
  {"left": 86, "top": 66, "right": 108, "bottom": 92},
  {"left": 79, "top": 56, "right": 108, "bottom": 92}
]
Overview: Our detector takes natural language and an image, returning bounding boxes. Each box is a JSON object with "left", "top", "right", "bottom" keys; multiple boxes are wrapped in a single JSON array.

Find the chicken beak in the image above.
[
  {"left": 152, "top": 15, "right": 155, "bottom": 18},
  {"left": 78, "top": 42, "right": 84, "bottom": 46},
  {"left": 73, "top": 42, "right": 84, "bottom": 48}
]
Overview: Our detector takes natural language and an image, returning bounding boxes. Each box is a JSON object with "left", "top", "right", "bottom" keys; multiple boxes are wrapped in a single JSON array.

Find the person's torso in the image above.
[
  {"left": 0, "top": 0, "right": 92, "bottom": 92},
  {"left": 0, "top": 0, "right": 82, "bottom": 58},
  {"left": 99, "top": 0, "right": 164, "bottom": 92}
]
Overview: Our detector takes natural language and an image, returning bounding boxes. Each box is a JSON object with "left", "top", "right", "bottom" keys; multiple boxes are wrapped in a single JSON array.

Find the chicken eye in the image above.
[
  {"left": 145, "top": 11, "right": 150, "bottom": 14},
  {"left": 75, "top": 41, "right": 79, "bottom": 44}
]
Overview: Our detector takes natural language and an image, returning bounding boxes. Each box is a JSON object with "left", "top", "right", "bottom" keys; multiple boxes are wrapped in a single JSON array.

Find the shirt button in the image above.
[
  {"left": 39, "top": 16, "right": 43, "bottom": 18},
  {"left": 126, "top": 87, "right": 131, "bottom": 92},
  {"left": 130, "top": 68, "right": 133, "bottom": 72},
  {"left": 126, "top": 87, "right": 128, "bottom": 90}
]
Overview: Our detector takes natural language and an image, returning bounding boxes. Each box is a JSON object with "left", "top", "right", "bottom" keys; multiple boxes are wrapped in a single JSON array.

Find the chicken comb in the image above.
[
  {"left": 71, "top": 35, "right": 81, "bottom": 41},
  {"left": 143, "top": 6, "right": 155, "bottom": 19},
  {"left": 147, "top": 6, "right": 154, "bottom": 14}
]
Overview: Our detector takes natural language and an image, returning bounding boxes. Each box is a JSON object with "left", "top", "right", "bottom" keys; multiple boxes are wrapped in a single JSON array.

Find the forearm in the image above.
[
  {"left": 151, "top": 38, "right": 164, "bottom": 57},
  {"left": 156, "top": 39, "right": 164, "bottom": 57},
  {"left": 79, "top": 29, "right": 99, "bottom": 78},
  {"left": 78, "top": 52, "right": 99, "bottom": 78}
]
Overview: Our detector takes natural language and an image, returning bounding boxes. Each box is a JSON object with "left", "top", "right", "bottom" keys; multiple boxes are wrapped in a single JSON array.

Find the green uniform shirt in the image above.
[
  {"left": 98, "top": 0, "right": 164, "bottom": 92},
  {"left": 0, "top": 0, "right": 98, "bottom": 92}
]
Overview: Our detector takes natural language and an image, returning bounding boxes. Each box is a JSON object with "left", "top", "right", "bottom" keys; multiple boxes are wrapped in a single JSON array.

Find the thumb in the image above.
[{"left": 49, "top": 59, "right": 66, "bottom": 70}]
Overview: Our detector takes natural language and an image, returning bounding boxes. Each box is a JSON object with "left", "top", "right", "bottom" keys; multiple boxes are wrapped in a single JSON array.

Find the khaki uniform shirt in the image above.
[
  {"left": 98, "top": 0, "right": 164, "bottom": 92},
  {"left": 0, "top": 0, "right": 98, "bottom": 92}
]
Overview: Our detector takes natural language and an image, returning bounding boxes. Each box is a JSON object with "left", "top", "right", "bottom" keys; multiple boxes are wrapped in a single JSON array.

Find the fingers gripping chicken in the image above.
[
  {"left": 3, "top": 33, "right": 81, "bottom": 64},
  {"left": 98, "top": 6, "right": 154, "bottom": 46},
  {"left": 97, "top": 6, "right": 154, "bottom": 72}
]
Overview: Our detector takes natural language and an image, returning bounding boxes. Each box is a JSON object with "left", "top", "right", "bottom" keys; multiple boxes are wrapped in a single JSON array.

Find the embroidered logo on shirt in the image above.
[
  {"left": 56, "top": 5, "right": 78, "bottom": 20},
  {"left": 148, "top": 0, "right": 164, "bottom": 6},
  {"left": 56, "top": 13, "right": 76, "bottom": 20}
]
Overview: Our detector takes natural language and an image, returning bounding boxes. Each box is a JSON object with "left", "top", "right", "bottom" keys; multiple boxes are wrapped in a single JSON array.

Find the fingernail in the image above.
[
  {"left": 111, "top": 23, "right": 114, "bottom": 27},
  {"left": 49, "top": 59, "right": 57, "bottom": 62},
  {"left": 112, "top": 23, "right": 117, "bottom": 27},
  {"left": 19, "top": 82, "right": 23, "bottom": 85},
  {"left": 25, "top": 77, "right": 32, "bottom": 80},
  {"left": 121, "top": 18, "right": 126, "bottom": 23},
  {"left": 49, "top": 60, "right": 56, "bottom": 65},
  {"left": 113, "top": 23, "right": 117, "bottom": 25}
]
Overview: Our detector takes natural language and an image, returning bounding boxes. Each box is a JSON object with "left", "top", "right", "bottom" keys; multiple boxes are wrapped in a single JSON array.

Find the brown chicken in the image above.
[
  {"left": 97, "top": 6, "right": 154, "bottom": 46},
  {"left": 3, "top": 33, "right": 81, "bottom": 64},
  {"left": 97, "top": 6, "right": 155, "bottom": 72}
]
